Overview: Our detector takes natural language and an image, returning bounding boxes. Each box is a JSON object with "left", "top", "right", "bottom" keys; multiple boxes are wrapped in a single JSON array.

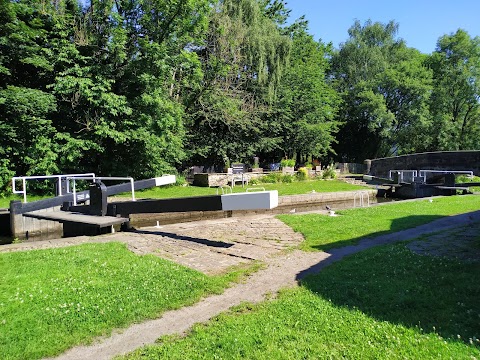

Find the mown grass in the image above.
[
  {"left": 278, "top": 195, "right": 480, "bottom": 251},
  {"left": 122, "top": 242, "right": 480, "bottom": 359},
  {"left": 0, "top": 242, "right": 259, "bottom": 360},
  {"left": 132, "top": 179, "right": 367, "bottom": 199},
  {"left": 0, "top": 179, "right": 367, "bottom": 208},
  {"left": 0, "top": 194, "right": 47, "bottom": 208}
]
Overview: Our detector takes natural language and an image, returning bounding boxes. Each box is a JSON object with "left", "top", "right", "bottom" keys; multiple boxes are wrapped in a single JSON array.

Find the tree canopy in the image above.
[{"left": 1, "top": 1, "right": 479, "bottom": 194}]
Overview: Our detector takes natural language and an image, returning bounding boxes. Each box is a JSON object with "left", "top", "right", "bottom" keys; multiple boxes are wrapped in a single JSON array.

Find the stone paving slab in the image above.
[{"left": 1, "top": 214, "right": 305, "bottom": 275}]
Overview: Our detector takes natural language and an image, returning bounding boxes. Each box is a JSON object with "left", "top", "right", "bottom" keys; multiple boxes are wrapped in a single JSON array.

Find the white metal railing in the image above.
[
  {"left": 388, "top": 170, "right": 417, "bottom": 183},
  {"left": 246, "top": 187, "right": 266, "bottom": 192},
  {"left": 216, "top": 185, "right": 232, "bottom": 195},
  {"left": 418, "top": 170, "right": 473, "bottom": 182},
  {"left": 354, "top": 191, "right": 370, "bottom": 208},
  {"left": 12, "top": 173, "right": 96, "bottom": 203},
  {"left": 68, "top": 176, "right": 135, "bottom": 206}
]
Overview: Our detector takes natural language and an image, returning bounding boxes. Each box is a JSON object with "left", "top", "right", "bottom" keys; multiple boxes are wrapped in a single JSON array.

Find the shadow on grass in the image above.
[
  {"left": 308, "top": 214, "right": 445, "bottom": 251},
  {"left": 297, "top": 212, "right": 480, "bottom": 344}
]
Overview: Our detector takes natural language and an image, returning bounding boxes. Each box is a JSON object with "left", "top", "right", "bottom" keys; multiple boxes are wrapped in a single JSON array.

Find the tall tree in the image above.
[
  {"left": 51, "top": 0, "right": 210, "bottom": 177},
  {"left": 184, "top": 0, "right": 291, "bottom": 168},
  {"left": 267, "top": 29, "right": 340, "bottom": 162},
  {"left": 428, "top": 29, "right": 480, "bottom": 150},
  {"left": 331, "top": 20, "right": 432, "bottom": 161},
  {"left": 0, "top": 0, "right": 72, "bottom": 193}
]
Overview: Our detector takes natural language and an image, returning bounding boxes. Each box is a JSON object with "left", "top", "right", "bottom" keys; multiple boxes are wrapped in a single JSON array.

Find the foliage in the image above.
[
  {"left": 456, "top": 175, "right": 480, "bottom": 183},
  {"left": 266, "top": 28, "right": 341, "bottom": 161},
  {"left": 295, "top": 167, "right": 308, "bottom": 181},
  {"left": 330, "top": 20, "right": 433, "bottom": 160},
  {"left": 0, "top": 0, "right": 210, "bottom": 192},
  {"left": 183, "top": 0, "right": 291, "bottom": 169},
  {"left": 1, "top": 2, "right": 480, "bottom": 194},
  {"left": 0, "top": 242, "right": 257, "bottom": 360},
  {"left": 122, "top": 243, "right": 480, "bottom": 359},
  {"left": 321, "top": 163, "right": 337, "bottom": 179},
  {"left": 280, "top": 159, "right": 295, "bottom": 168},
  {"left": 278, "top": 195, "right": 480, "bottom": 251},
  {"left": 427, "top": 29, "right": 480, "bottom": 150},
  {"left": 281, "top": 174, "right": 294, "bottom": 183}
]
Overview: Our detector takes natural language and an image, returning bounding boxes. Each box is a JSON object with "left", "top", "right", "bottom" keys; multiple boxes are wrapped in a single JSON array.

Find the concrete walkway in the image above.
[{"left": 2, "top": 209, "right": 478, "bottom": 360}]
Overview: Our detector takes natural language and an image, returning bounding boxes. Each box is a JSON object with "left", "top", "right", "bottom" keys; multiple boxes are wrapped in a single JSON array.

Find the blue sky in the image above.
[{"left": 286, "top": 0, "right": 480, "bottom": 53}]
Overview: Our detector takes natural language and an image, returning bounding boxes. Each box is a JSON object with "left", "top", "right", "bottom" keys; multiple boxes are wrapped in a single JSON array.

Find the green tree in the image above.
[
  {"left": 268, "top": 29, "right": 340, "bottom": 162},
  {"left": 0, "top": 0, "right": 70, "bottom": 192},
  {"left": 331, "top": 20, "right": 432, "bottom": 161},
  {"left": 51, "top": 0, "right": 210, "bottom": 177},
  {"left": 184, "top": 0, "right": 291, "bottom": 168},
  {"left": 428, "top": 29, "right": 480, "bottom": 150}
]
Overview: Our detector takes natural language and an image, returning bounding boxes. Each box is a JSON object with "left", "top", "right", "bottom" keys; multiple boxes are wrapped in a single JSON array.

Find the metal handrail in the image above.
[
  {"left": 419, "top": 169, "right": 473, "bottom": 176},
  {"left": 354, "top": 191, "right": 370, "bottom": 208},
  {"left": 246, "top": 187, "right": 266, "bottom": 192},
  {"left": 67, "top": 176, "right": 135, "bottom": 206},
  {"left": 216, "top": 185, "right": 233, "bottom": 195},
  {"left": 12, "top": 173, "right": 95, "bottom": 203},
  {"left": 388, "top": 170, "right": 417, "bottom": 183}
]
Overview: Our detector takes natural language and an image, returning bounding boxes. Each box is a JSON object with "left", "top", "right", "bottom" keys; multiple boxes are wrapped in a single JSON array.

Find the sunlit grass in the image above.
[
  {"left": 0, "top": 179, "right": 367, "bottom": 208},
  {"left": 122, "top": 242, "right": 480, "bottom": 360},
  {"left": 278, "top": 195, "right": 480, "bottom": 250},
  {"left": 0, "top": 194, "right": 47, "bottom": 208},
  {"left": 132, "top": 179, "right": 367, "bottom": 199},
  {"left": 0, "top": 242, "right": 259, "bottom": 360}
]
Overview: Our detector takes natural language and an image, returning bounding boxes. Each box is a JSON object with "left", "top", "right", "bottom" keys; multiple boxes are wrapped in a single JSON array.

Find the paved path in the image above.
[{"left": 2, "top": 209, "right": 478, "bottom": 360}]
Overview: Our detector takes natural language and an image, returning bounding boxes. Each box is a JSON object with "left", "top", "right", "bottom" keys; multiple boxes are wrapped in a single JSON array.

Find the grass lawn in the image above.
[
  {"left": 0, "top": 242, "right": 259, "bottom": 360},
  {"left": 278, "top": 195, "right": 480, "bottom": 251},
  {"left": 122, "top": 241, "right": 480, "bottom": 359},
  {"left": 0, "top": 179, "right": 367, "bottom": 208},
  {"left": 132, "top": 179, "right": 367, "bottom": 199},
  {"left": 0, "top": 194, "right": 47, "bottom": 208}
]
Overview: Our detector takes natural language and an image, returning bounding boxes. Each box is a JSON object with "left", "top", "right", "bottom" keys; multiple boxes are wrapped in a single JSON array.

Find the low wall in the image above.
[
  {"left": 336, "top": 163, "right": 366, "bottom": 174},
  {"left": 366, "top": 151, "right": 480, "bottom": 179},
  {"left": 193, "top": 173, "right": 265, "bottom": 187}
]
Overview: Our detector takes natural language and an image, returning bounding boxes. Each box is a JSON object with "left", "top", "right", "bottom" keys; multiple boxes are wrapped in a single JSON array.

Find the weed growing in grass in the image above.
[
  {"left": 0, "top": 242, "right": 256, "bottom": 360},
  {"left": 278, "top": 195, "right": 480, "bottom": 251},
  {"left": 121, "top": 242, "right": 480, "bottom": 359}
]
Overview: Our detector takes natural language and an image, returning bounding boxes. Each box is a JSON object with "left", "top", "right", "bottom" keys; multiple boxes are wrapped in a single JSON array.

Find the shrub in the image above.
[
  {"left": 456, "top": 175, "right": 480, "bottom": 183},
  {"left": 281, "top": 174, "right": 295, "bottom": 183},
  {"left": 296, "top": 167, "right": 308, "bottom": 181},
  {"left": 322, "top": 164, "right": 337, "bottom": 179},
  {"left": 260, "top": 173, "right": 284, "bottom": 183},
  {"left": 280, "top": 159, "right": 295, "bottom": 168},
  {"left": 257, "top": 172, "right": 295, "bottom": 183}
]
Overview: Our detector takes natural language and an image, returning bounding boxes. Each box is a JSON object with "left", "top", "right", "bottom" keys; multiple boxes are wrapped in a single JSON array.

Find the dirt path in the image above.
[{"left": 3, "top": 210, "right": 478, "bottom": 360}]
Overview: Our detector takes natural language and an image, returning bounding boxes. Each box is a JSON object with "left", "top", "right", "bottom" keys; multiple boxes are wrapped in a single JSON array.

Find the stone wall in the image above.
[
  {"left": 366, "top": 151, "right": 480, "bottom": 178},
  {"left": 193, "top": 173, "right": 265, "bottom": 187},
  {"left": 335, "top": 163, "right": 366, "bottom": 174}
]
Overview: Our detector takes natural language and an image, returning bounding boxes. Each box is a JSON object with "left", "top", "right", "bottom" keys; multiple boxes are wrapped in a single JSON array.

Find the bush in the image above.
[
  {"left": 281, "top": 174, "right": 295, "bottom": 183},
  {"left": 456, "top": 175, "right": 480, "bottom": 183},
  {"left": 280, "top": 159, "right": 295, "bottom": 168},
  {"left": 296, "top": 167, "right": 308, "bottom": 181},
  {"left": 322, "top": 164, "right": 337, "bottom": 179},
  {"left": 257, "top": 172, "right": 295, "bottom": 184},
  {"left": 260, "top": 173, "right": 284, "bottom": 183}
]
